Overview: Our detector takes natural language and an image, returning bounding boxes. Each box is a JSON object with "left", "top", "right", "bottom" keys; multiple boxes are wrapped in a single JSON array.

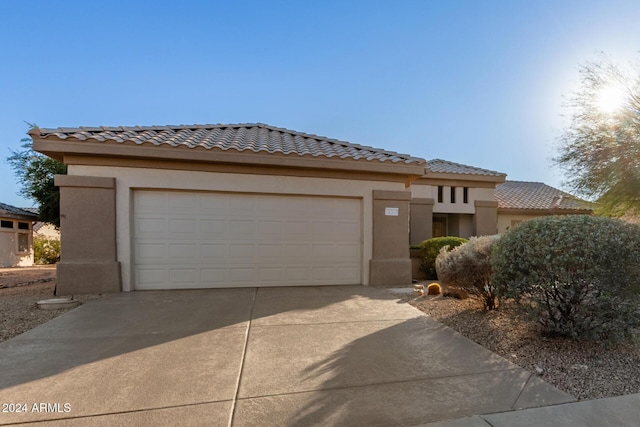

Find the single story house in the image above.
[
  {"left": 30, "top": 123, "right": 592, "bottom": 294},
  {"left": 0, "top": 202, "right": 39, "bottom": 267},
  {"left": 495, "top": 181, "right": 594, "bottom": 234},
  {"left": 31, "top": 123, "right": 427, "bottom": 294}
]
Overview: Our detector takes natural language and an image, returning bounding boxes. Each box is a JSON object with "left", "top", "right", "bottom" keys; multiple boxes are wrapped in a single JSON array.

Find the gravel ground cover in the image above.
[
  {"left": 0, "top": 267, "right": 103, "bottom": 343},
  {"left": 398, "top": 289, "right": 640, "bottom": 401}
]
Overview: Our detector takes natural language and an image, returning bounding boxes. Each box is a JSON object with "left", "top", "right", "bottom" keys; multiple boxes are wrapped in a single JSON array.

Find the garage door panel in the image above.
[
  {"left": 338, "top": 266, "right": 360, "bottom": 281},
  {"left": 229, "top": 220, "right": 256, "bottom": 235},
  {"left": 134, "top": 191, "right": 362, "bottom": 289},
  {"left": 136, "top": 192, "right": 167, "bottom": 213},
  {"left": 258, "top": 220, "right": 282, "bottom": 235},
  {"left": 168, "top": 243, "right": 198, "bottom": 260},
  {"left": 201, "top": 268, "right": 227, "bottom": 284},
  {"left": 312, "top": 244, "right": 335, "bottom": 258},
  {"left": 170, "top": 268, "right": 198, "bottom": 284},
  {"left": 168, "top": 193, "right": 199, "bottom": 211},
  {"left": 259, "top": 268, "right": 284, "bottom": 283},
  {"left": 258, "top": 244, "right": 284, "bottom": 259},
  {"left": 199, "top": 219, "right": 228, "bottom": 235},
  {"left": 200, "top": 244, "right": 227, "bottom": 259},
  {"left": 136, "top": 217, "right": 167, "bottom": 237},
  {"left": 230, "top": 244, "right": 254, "bottom": 259},
  {"left": 137, "top": 269, "right": 167, "bottom": 287},
  {"left": 286, "top": 244, "right": 309, "bottom": 258},
  {"left": 230, "top": 268, "right": 255, "bottom": 283},
  {"left": 337, "top": 244, "right": 360, "bottom": 259},
  {"left": 336, "top": 222, "right": 360, "bottom": 239},
  {"left": 312, "top": 267, "right": 336, "bottom": 281},
  {"left": 168, "top": 218, "right": 198, "bottom": 234},
  {"left": 285, "top": 221, "right": 309, "bottom": 236},
  {"left": 136, "top": 243, "right": 166, "bottom": 262}
]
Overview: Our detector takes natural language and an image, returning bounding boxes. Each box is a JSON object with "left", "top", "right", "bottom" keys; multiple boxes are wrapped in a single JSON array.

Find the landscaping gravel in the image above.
[
  {"left": 0, "top": 267, "right": 103, "bottom": 343},
  {"left": 398, "top": 290, "right": 640, "bottom": 401}
]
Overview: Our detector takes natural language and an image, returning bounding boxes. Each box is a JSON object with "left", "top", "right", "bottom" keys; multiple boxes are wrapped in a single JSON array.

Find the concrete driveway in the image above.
[{"left": 0, "top": 286, "right": 573, "bottom": 426}]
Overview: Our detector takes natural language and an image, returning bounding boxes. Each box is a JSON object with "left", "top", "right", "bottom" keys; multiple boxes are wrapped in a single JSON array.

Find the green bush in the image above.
[
  {"left": 420, "top": 236, "right": 468, "bottom": 279},
  {"left": 492, "top": 215, "right": 640, "bottom": 340},
  {"left": 436, "top": 235, "right": 500, "bottom": 310},
  {"left": 34, "top": 236, "right": 61, "bottom": 264}
]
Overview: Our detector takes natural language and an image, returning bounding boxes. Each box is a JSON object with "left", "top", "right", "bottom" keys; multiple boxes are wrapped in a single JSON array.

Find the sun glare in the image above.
[{"left": 596, "top": 84, "right": 626, "bottom": 114}]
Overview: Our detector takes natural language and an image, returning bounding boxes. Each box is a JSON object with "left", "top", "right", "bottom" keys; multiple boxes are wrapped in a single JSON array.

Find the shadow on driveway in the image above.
[{"left": 0, "top": 286, "right": 574, "bottom": 426}]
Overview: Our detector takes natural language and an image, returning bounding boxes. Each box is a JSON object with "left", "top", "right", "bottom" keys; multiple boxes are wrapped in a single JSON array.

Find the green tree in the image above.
[
  {"left": 555, "top": 55, "right": 640, "bottom": 216},
  {"left": 7, "top": 130, "right": 67, "bottom": 227}
]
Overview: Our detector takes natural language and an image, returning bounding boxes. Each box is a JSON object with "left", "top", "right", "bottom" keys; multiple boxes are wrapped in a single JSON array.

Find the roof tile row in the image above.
[
  {"left": 31, "top": 123, "right": 425, "bottom": 165},
  {"left": 426, "top": 159, "right": 505, "bottom": 177},
  {"left": 496, "top": 181, "right": 594, "bottom": 211}
]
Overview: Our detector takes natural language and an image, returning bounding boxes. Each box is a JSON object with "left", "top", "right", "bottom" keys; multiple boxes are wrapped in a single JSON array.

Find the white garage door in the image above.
[{"left": 133, "top": 191, "right": 362, "bottom": 289}]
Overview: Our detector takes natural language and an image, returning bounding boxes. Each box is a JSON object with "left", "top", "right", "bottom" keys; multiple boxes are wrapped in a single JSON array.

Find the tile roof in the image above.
[
  {"left": 426, "top": 159, "right": 506, "bottom": 177},
  {"left": 0, "top": 203, "right": 39, "bottom": 221},
  {"left": 496, "top": 181, "right": 594, "bottom": 211},
  {"left": 30, "top": 123, "right": 425, "bottom": 165}
]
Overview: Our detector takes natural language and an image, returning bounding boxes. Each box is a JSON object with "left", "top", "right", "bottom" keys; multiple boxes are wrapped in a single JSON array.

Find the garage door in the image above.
[{"left": 133, "top": 191, "right": 362, "bottom": 289}]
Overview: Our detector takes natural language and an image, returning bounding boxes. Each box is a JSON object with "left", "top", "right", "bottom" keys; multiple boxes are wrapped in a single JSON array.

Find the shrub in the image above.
[
  {"left": 33, "top": 236, "right": 61, "bottom": 264},
  {"left": 426, "top": 283, "right": 441, "bottom": 295},
  {"left": 436, "top": 235, "right": 500, "bottom": 310},
  {"left": 492, "top": 215, "right": 640, "bottom": 340},
  {"left": 419, "top": 236, "right": 467, "bottom": 279}
]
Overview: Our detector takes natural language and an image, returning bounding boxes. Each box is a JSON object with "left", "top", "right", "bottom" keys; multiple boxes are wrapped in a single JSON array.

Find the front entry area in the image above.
[{"left": 132, "top": 190, "right": 363, "bottom": 289}]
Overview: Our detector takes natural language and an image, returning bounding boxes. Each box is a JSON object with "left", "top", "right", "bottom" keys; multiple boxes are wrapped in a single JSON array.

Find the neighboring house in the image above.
[
  {"left": 0, "top": 202, "right": 39, "bottom": 267},
  {"left": 410, "top": 159, "right": 506, "bottom": 243},
  {"left": 495, "top": 181, "right": 594, "bottom": 234},
  {"left": 21, "top": 207, "right": 61, "bottom": 240},
  {"left": 31, "top": 123, "right": 426, "bottom": 294}
]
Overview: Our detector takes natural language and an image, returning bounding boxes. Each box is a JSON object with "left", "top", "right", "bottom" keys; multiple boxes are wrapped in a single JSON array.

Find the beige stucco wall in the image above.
[
  {"left": 69, "top": 165, "right": 407, "bottom": 291},
  {"left": 0, "top": 219, "right": 33, "bottom": 267},
  {"left": 497, "top": 213, "right": 544, "bottom": 234},
  {"left": 370, "top": 190, "right": 412, "bottom": 287},
  {"left": 448, "top": 214, "right": 475, "bottom": 238},
  {"left": 411, "top": 183, "right": 495, "bottom": 214}
]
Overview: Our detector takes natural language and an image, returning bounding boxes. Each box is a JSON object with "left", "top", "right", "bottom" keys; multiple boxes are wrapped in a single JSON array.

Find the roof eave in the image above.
[
  {"left": 497, "top": 207, "right": 594, "bottom": 215},
  {"left": 422, "top": 171, "right": 506, "bottom": 183},
  {"left": 0, "top": 212, "right": 39, "bottom": 221},
  {"left": 32, "top": 136, "right": 426, "bottom": 178}
]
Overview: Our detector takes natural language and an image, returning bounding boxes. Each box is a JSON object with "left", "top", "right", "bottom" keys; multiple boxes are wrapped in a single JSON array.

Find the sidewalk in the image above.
[{"left": 419, "top": 392, "right": 640, "bottom": 426}]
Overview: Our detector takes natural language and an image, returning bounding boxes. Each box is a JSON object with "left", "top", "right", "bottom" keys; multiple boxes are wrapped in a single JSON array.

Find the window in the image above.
[
  {"left": 18, "top": 222, "right": 29, "bottom": 230},
  {"left": 450, "top": 186, "right": 456, "bottom": 203},
  {"left": 437, "top": 186, "right": 443, "bottom": 203},
  {"left": 463, "top": 187, "right": 469, "bottom": 204},
  {"left": 18, "top": 234, "right": 29, "bottom": 252},
  {"left": 1, "top": 220, "right": 13, "bottom": 228}
]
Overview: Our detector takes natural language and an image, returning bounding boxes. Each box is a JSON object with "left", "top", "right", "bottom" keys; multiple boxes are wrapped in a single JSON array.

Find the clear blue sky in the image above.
[{"left": 1, "top": 0, "right": 639, "bottom": 207}]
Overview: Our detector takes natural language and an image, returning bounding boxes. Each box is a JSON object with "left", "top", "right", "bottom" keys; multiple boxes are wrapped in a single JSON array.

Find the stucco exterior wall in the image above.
[
  {"left": 0, "top": 218, "right": 33, "bottom": 267},
  {"left": 412, "top": 184, "right": 495, "bottom": 214},
  {"left": 69, "top": 165, "right": 407, "bottom": 291},
  {"left": 497, "top": 213, "right": 544, "bottom": 234}
]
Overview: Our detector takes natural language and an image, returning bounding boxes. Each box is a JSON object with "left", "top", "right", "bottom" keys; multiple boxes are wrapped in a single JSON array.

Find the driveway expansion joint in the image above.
[{"left": 228, "top": 287, "right": 258, "bottom": 427}]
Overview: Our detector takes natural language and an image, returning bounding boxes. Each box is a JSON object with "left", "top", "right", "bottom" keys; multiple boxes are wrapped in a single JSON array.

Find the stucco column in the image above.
[
  {"left": 55, "top": 175, "right": 122, "bottom": 295},
  {"left": 410, "top": 197, "right": 434, "bottom": 245},
  {"left": 369, "top": 190, "right": 412, "bottom": 287},
  {"left": 474, "top": 200, "right": 498, "bottom": 236}
]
